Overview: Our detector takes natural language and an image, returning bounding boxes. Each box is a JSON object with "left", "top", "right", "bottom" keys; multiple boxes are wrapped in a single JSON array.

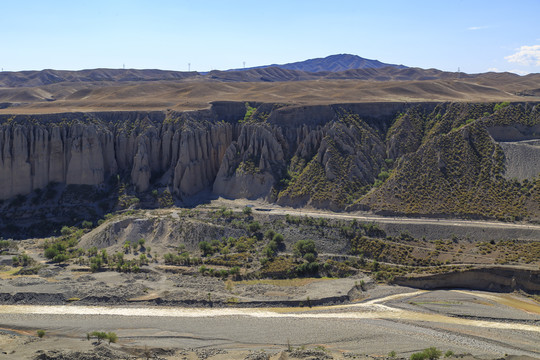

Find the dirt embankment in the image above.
[{"left": 392, "top": 267, "right": 540, "bottom": 294}]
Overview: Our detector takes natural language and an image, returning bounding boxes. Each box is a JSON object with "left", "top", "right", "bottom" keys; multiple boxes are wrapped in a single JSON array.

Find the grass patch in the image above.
[{"left": 0, "top": 267, "right": 22, "bottom": 279}]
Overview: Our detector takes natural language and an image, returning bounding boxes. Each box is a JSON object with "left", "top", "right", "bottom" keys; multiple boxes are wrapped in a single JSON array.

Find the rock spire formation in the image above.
[
  {"left": 0, "top": 109, "right": 233, "bottom": 200},
  {"left": 1, "top": 101, "right": 538, "bottom": 218},
  {"left": 0, "top": 102, "right": 398, "bottom": 205}
]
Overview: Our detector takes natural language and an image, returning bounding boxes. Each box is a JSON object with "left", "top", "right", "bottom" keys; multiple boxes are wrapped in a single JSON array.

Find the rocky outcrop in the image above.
[
  {"left": 173, "top": 122, "right": 233, "bottom": 197},
  {"left": 275, "top": 116, "right": 387, "bottom": 209},
  {"left": 2, "top": 102, "right": 537, "bottom": 217},
  {"left": 0, "top": 110, "right": 233, "bottom": 200},
  {"left": 0, "top": 123, "right": 118, "bottom": 199},
  {"left": 0, "top": 102, "right": 401, "bottom": 204},
  {"left": 213, "top": 124, "right": 286, "bottom": 199}
]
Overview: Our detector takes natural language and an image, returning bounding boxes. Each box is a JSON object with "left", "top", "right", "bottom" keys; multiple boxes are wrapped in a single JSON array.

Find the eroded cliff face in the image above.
[
  {"left": 0, "top": 123, "right": 117, "bottom": 199},
  {"left": 0, "top": 110, "right": 233, "bottom": 200},
  {"left": 0, "top": 102, "right": 402, "bottom": 204},
  {"left": 2, "top": 102, "right": 537, "bottom": 218}
]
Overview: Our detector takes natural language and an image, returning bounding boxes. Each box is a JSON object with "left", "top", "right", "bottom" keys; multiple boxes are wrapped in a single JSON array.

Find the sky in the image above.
[{"left": 1, "top": 0, "right": 539, "bottom": 74}]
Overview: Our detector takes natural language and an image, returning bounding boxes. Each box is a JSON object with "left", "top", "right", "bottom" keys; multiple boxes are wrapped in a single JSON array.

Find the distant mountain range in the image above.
[
  {"left": 0, "top": 54, "right": 535, "bottom": 88},
  {"left": 228, "top": 54, "right": 408, "bottom": 72}
]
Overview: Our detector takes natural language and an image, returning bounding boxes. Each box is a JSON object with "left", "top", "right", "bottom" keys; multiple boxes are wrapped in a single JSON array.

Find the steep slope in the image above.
[{"left": 359, "top": 103, "right": 540, "bottom": 220}]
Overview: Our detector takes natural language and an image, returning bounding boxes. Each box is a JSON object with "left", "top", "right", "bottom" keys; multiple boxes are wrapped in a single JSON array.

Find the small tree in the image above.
[
  {"left": 37, "top": 329, "right": 45, "bottom": 338},
  {"left": 264, "top": 229, "right": 276, "bottom": 240},
  {"left": 90, "top": 331, "right": 108, "bottom": 344},
  {"left": 138, "top": 238, "right": 146, "bottom": 250},
  {"left": 199, "top": 241, "right": 213, "bottom": 256},
  {"left": 106, "top": 332, "right": 118, "bottom": 344},
  {"left": 248, "top": 221, "right": 260, "bottom": 233},
  {"left": 293, "top": 239, "right": 317, "bottom": 259}
]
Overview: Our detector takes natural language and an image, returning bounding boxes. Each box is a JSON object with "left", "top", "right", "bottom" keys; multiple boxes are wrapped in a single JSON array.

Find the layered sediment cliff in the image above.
[
  {"left": 0, "top": 110, "right": 234, "bottom": 200},
  {"left": 0, "top": 101, "right": 539, "bottom": 220},
  {"left": 0, "top": 102, "right": 406, "bottom": 204}
]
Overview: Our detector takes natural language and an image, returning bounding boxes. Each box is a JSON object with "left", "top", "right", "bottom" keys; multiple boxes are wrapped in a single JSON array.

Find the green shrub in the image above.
[
  {"left": 106, "top": 332, "right": 118, "bottom": 344},
  {"left": 263, "top": 240, "right": 278, "bottom": 258},
  {"left": 12, "top": 253, "right": 33, "bottom": 267},
  {"left": 81, "top": 220, "right": 93, "bottom": 229},
  {"left": 424, "top": 347, "right": 442, "bottom": 360},
  {"left": 293, "top": 239, "right": 317, "bottom": 259},
  {"left": 248, "top": 221, "right": 261, "bottom": 233},
  {"left": 199, "top": 241, "right": 214, "bottom": 256},
  {"left": 303, "top": 252, "right": 317, "bottom": 263},
  {"left": 264, "top": 229, "right": 276, "bottom": 240},
  {"left": 60, "top": 226, "right": 73, "bottom": 236},
  {"left": 90, "top": 331, "right": 107, "bottom": 344},
  {"left": 411, "top": 353, "right": 427, "bottom": 360},
  {"left": 88, "top": 331, "right": 117, "bottom": 344},
  {"left": 37, "top": 329, "right": 45, "bottom": 338},
  {"left": 273, "top": 233, "right": 284, "bottom": 245},
  {"left": 411, "top": 347, "right": 442, "bottom": 360},
  {"left": 493, "top": 101, "right": 510, "bottom": 112}
]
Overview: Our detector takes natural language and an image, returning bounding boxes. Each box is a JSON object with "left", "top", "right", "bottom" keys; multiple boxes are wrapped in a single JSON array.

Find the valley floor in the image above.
[
  {"left": 0, "top": 200, "right": 539, "bottom": 359},
  {"left": 0, "top": 286, "right": 538, "bottom": 359}
]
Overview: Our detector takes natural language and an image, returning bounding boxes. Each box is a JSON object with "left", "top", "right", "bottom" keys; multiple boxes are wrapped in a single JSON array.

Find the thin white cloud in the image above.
[
  {"left": 505, "top": 45, "right": 540, "bottom": 66},
  {"left": 487, "top": 67, "right": 499, "bottom": 72},
  {"left": 509, "top": 69, "right": 528, "bottom": 75},
  {"left": 467, "top": 25, "right": 489, "bottom": 30}
]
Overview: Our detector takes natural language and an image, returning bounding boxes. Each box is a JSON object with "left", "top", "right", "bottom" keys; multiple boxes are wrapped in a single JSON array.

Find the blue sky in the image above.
[{"left": 1, "top": 0, "right": 539, "bottom": 74}]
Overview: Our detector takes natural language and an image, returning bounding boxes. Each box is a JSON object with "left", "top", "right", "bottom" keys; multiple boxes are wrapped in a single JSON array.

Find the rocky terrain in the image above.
[{"left": 0, "top": 101, "right": 539, "bottom": 239}]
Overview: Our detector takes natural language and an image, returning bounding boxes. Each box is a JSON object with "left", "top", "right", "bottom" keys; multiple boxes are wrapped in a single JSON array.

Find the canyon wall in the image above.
[
  {"left": 0, "top": 102, "right": 538, "bottom": 216},
  {"left": 0, "top": 102, "right": 407, "bottom": 204},
  {"left": 0, "top": 109, "right": 233, "bottom": 200}
]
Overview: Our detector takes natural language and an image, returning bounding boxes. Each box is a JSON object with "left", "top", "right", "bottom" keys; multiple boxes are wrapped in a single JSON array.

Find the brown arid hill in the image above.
[
  {"left": 0, "top": 64, "right": 540, "bottom": 114},
  {"left": 0, "top": 76, "right": 539, "bottom": 115}
]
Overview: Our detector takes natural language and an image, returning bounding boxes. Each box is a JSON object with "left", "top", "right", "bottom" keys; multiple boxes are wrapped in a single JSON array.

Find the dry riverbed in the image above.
[{"left": 0, "top": 275, "right": 538, "bottom": 360}]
